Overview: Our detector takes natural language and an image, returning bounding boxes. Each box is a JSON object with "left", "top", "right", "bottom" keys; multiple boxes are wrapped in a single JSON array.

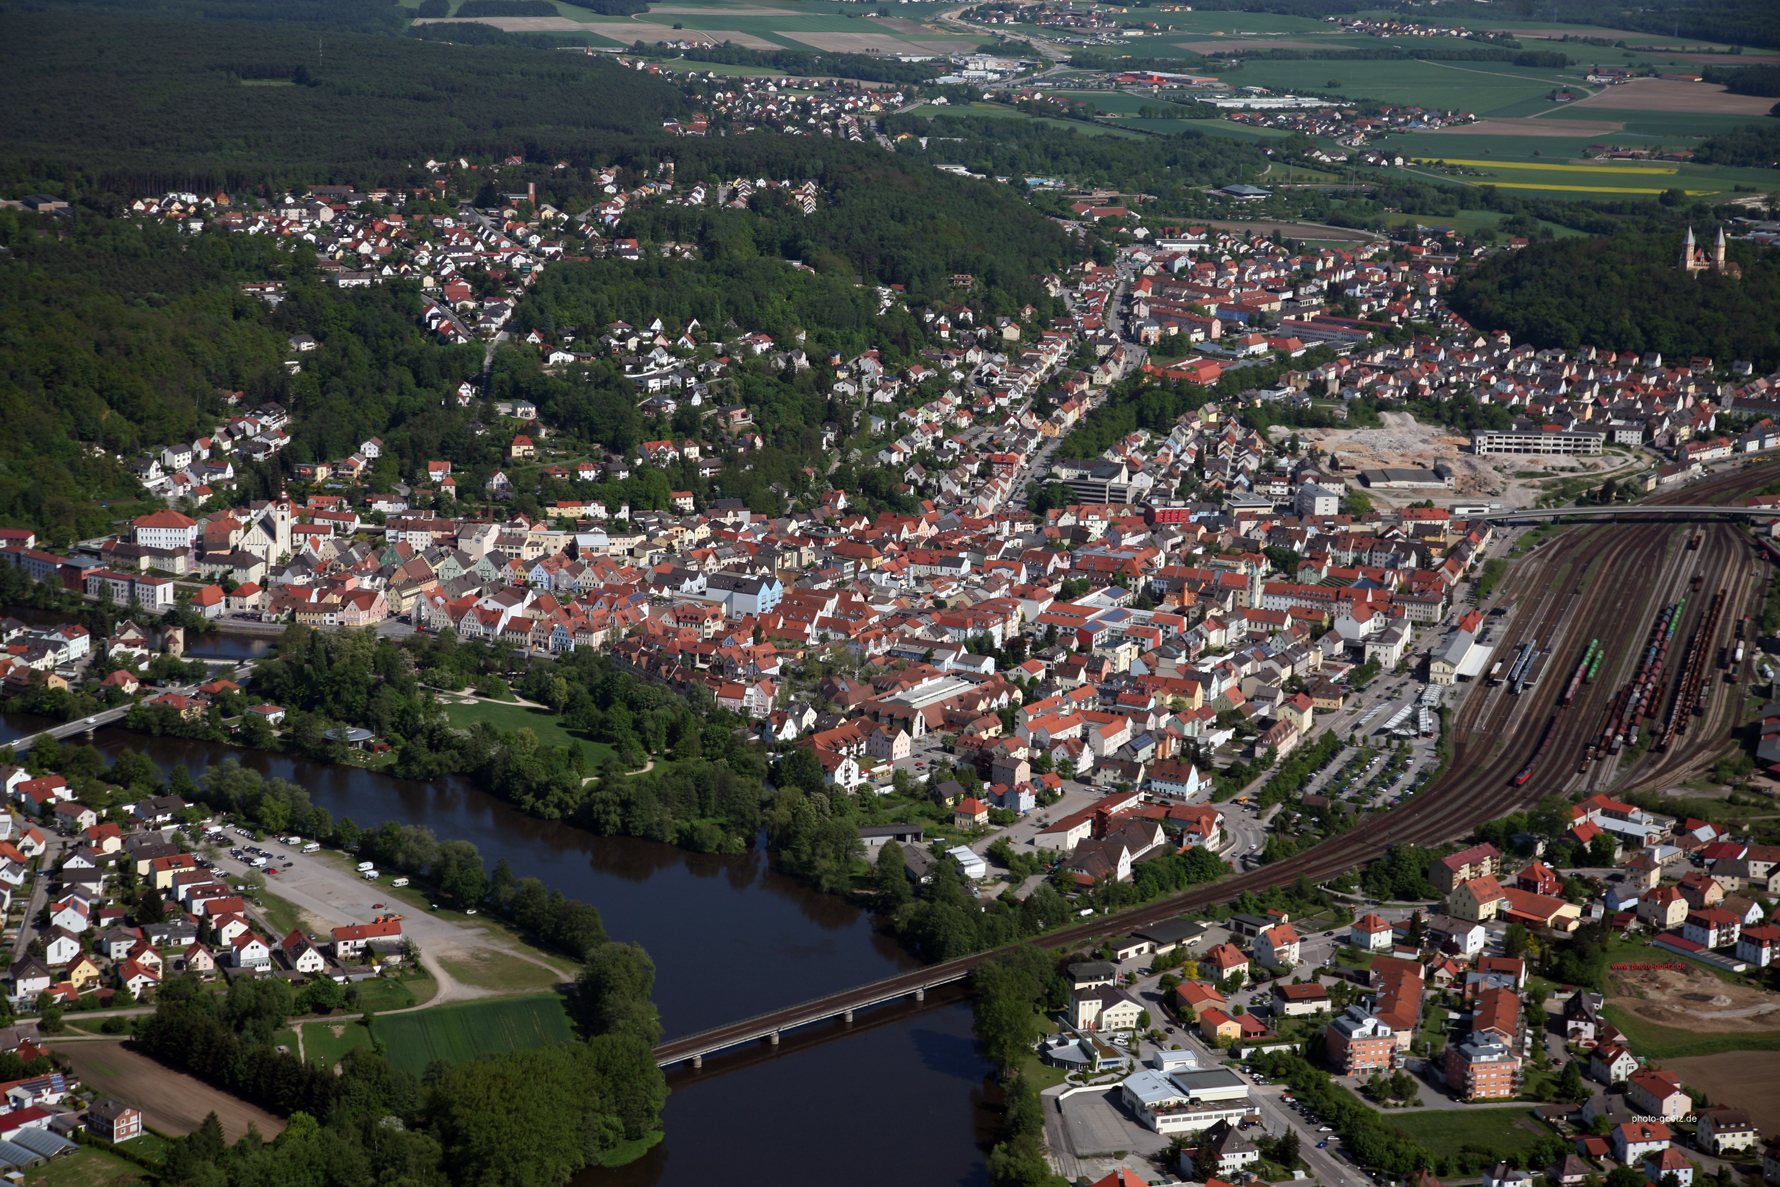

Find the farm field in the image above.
[
  {"left": 1209, "top": 58, "right": 1587, "bottom": 115},
  {"left": 374, "top": 994, "right": 577, "bottom": 1077},
  {"left": 910, "top": 103, "right": 1150, "bottom": 138},
  {"left": 410, "top": 0, "right": 979, "bottom": 52},
  {"left": 1666, "top": 1053, "right": 1780, "bottom": 1138},
  {"left": 47, "top": 1040, "right": 286, "bottom": 1141},
  {"left": 1394, "top": 134, "right": 1780, "bottom": 197}
]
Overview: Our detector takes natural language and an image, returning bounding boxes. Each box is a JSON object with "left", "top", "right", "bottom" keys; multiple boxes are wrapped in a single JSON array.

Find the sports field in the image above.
[{"left": 376, "top": 995, "right": 577, "bottom": 1077}]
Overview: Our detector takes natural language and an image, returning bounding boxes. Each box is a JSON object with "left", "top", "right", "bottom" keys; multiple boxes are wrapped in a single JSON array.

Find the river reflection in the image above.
[{"left": 4, "top": 718, "right": 995, "bottom": 1186}]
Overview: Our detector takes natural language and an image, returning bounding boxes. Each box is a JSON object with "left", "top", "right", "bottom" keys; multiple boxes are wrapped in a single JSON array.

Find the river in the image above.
[{"left": 2, "top": 718, "right": 997, "bottom": 1186}]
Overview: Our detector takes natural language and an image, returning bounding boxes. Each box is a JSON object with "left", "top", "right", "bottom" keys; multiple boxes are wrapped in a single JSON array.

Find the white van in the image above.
[
  {"left": 302, "top": 842, "right": 321, "bottom": 854},
  {"left": 355, "top": 861, "right": 375, "bottom": 872},
  {"left": 390, "top": 877, "right": 409, "bottom": 888},
  {"left": 362, "top": 869, "right": 381, "bottom": 881}
]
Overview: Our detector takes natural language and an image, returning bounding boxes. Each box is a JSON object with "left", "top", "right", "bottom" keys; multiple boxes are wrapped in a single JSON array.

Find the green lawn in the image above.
[
  {"left": 442, "top": 699, "right": 619, "bottom": 768},
  {"left": 351, "top": 977, "right": 425, "bottom": 1012},
  {"left": 437, "top": 950, "right": 568, "bottom": 994},
  {"left": 39, "top": 1146, "right": 147, "bottom": 1187},
  {"left": 256, "top": 887, "right": 307, "bottom": 937},
  {"left": 1601, "top": 1004, "right": 1780, "bottom": 1060},
  {"left": 1378, "top": 1104, "right": 1549, "bottom": 1152},
  {"left": 374, "top": 995, "right": 576, "bottom": 1077},
  {"left": 302, "top": 1017, "right": 375, "bottom": 1068}
]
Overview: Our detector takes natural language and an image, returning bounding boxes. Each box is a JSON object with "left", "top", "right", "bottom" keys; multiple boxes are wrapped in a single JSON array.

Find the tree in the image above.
[
  {"left": 1277, "top": 1128, "right": 1300, "bottom": 1168},
  {"left": 431, "top": 840, "right": 488, "bottom": 906},
  {"left": 874, "top": 839, "right": 912, "bottom": 908},
  {"left": 1559, "top": 1059, "right": 1586, "bottom": 1102},
  {"left": 1193, "top": 1140, "right": 1220, "bottom": 1182},
  {"left": 577, "top": 942, "right": 662, "bottom": 1045},
  {"left": 1503, "top": 921, "right": 1529, "bottom": 958}
]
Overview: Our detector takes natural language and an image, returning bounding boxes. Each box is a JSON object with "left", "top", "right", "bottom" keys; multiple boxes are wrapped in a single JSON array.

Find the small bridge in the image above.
[
  {"left": 9, "top": 705, "right": 133, "bottom": 753},
  {"left": 652, "top": 964, "right": 977, "bottom": 1068}
]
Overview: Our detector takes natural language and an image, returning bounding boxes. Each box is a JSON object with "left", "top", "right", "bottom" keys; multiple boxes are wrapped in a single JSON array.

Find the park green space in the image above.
[
  {"left": 301, "top": 994, "right": 576, "bottom": 1075},
  {"left": 1374, "top": 1104, "right": 1549, "bottom": 1151},
  {"left": 376, "top": 995, "right": 577, "bottom": 1076},
  {"left": 443, "top": 698, "right": 619, "bottom": 767}
]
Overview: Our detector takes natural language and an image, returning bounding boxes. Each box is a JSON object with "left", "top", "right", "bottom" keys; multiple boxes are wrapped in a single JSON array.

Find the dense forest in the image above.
[
  {"left": 1701, "top": 63, "right": 1780, "bottom": 96},
  {"left": 670, "top": 43, "right": 942, "bottom": 85},
  {"left": 0, "top": 14, "right": 686, "bottom": 195},
  {"left": 1446, "top": 231, "right": 1780, "bottom": 368},
  {"left": 603, "top": 137, "right": 1073, "bottom": 308},
  {"left": 1487, "top": 0, "right": 1780, "bottom": 52},
  {"left": 0, "top": 213, "right": 285, "bottom": 544},
  {"left": 0, "top": 208, "right": 514, "bottom": 542},
  {"left": 1694, "top": 123, "right": 1780, "bottom": 168}
]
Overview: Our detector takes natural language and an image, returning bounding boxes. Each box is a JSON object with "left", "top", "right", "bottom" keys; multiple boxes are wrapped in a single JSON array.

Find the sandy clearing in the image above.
[
  {"left": 1287, "top": 412, "right": 1507, "bottom": 501},
  {"left": 1431, "top": 116, "right": 1627, "bottom": 137},
  {"left": 1608, "top": 965, "right": 1780, "bottom": 1032},
  {"left": 214, "top": 843, "right": 563, "bottom": 1009},
  {"left": 1665, "top": 1054, "right": 1780, "bottom": 1137},
  {"left": 47, "top": 1041, "right": 286, "bottom": 1141},
  {"left": 1565, "top": 77, "right": 1780, "bottom": 115}
]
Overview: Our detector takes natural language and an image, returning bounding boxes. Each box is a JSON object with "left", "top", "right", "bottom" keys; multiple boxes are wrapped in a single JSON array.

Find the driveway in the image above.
[{"left": 210, "top": 839, "right": 561, "bottom": 1006}]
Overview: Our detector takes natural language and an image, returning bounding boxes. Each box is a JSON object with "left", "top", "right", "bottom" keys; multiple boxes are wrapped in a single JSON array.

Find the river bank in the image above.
[{"left": 2, "top": 715, "right": 996, "bottom": 1187}]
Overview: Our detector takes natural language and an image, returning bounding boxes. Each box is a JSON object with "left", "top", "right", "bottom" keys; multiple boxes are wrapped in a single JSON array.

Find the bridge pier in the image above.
[
  {"left": 691, "top": 1054, "right": 702, "bottom": 1069},
  {"left": 768, "top": 1031, "right": 779, "bottom": 1046},
  {"left": 914, "top": 987, "right": 925, "bottom": 1002},
  {"left": 842, "top": 1008, "right": 853, "bottom": 1023}
]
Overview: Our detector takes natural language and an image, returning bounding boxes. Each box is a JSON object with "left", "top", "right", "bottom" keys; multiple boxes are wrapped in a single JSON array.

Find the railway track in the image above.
[{"left": 655, "top": 461, "right": 1780, "bottom": 1068}]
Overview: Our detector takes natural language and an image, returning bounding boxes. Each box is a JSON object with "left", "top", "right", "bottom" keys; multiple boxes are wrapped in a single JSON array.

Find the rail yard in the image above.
[{"left": 658, "top": 460, "right": 1780, "bottom": 1072}]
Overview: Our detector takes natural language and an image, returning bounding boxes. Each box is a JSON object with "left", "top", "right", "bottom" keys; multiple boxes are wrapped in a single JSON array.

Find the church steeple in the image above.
[
  {"left": 1681, "top": 226, "right": 1696, "bottom": 272},
  {"left": 1714, "top": 226, "right": 1726, "bottom": 269}
]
